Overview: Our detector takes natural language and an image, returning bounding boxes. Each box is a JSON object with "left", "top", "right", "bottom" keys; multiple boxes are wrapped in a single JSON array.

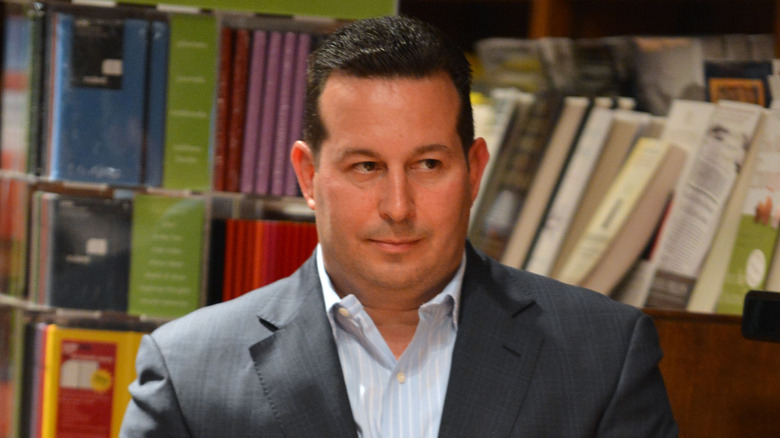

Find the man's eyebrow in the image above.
[{"left": 336, "top": 144, "right": 454, "bottom": 162}]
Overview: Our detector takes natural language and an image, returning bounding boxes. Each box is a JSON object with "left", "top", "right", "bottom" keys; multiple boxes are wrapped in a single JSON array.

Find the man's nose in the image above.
[{"left": 379, "top": 168, "right": 415, "bottom": 222}]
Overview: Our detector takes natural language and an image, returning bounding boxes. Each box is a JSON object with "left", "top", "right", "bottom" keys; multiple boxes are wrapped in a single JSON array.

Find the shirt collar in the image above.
[{"left": 317, "top": 244, "right": 465, "bottom": 333}]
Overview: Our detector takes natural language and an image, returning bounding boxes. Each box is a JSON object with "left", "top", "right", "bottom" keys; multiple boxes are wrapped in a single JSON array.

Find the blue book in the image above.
[
  {"left": 144, "top": 20, "right": 169, "bottom": 187},
  {"left": 46, "top": 13, "right": 149, "bottom": 185}
]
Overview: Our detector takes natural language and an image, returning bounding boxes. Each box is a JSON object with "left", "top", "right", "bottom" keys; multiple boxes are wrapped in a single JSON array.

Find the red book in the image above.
[{"left": 224, "top": 29, "right": 251, "bottom": 192}]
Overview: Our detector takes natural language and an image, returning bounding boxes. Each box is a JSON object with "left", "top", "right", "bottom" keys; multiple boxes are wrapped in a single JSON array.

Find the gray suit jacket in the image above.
[{"left": 121, "top": 244, "right": 677, "bottom": 437}]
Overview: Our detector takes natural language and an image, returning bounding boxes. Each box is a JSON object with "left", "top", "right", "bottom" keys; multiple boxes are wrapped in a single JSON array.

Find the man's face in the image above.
[{"left": 292, "top": 72, "right": 488, "bottom": 300}]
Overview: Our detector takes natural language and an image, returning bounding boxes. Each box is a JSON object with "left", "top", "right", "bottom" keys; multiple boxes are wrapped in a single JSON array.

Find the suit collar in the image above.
[
  {"left": 438, "top": 244, "right": 543, "bottom": 437},
  {"left": 249, "top": 255, "right": 358, "bottom": 438}
]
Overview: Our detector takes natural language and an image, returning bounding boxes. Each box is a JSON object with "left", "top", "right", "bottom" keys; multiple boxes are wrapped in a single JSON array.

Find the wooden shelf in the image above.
[{"left": 646, "top": 309, "right": 780, "bottom": 437}]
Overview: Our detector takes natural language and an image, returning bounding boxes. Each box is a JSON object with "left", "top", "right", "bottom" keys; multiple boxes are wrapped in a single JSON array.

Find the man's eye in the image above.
[
  {"left": 420, "top": 159, "right": 440, "bottom": 170},
  {"left": 354, "top": 162, "right": 378, "bottom": 172}
]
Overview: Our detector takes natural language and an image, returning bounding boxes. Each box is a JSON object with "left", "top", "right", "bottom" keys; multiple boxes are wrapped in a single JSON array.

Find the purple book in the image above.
[
  {"left": 253, "top": 31, "right": 283, "bottom": 195},
  {"left": 270, "top": 32, "right": 299, "bottom": 196},
  {"left": 240, "top": 30, "right": 267, "bottom": 194},
  {"left": 283, "top": 33, "right": 312, "bottom": 197}
]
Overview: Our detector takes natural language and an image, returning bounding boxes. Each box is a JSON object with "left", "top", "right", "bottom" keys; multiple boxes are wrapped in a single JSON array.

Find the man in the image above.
[{"left": 121, "top": 16, "right": 677, "bottom": 437}]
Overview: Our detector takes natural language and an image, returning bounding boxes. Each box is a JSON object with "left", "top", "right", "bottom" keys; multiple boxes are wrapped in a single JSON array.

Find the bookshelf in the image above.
[{"left": 398, "top": 1, "right": 780, "bottom": 436}]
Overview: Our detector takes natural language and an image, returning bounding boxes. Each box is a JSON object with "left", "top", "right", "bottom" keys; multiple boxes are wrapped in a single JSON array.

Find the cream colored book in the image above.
[
  {"left": 501, "top": 96, "right": 590, "bottom": 268},
  {"left": 522, "top": 99, "right": 615, "bottom": 274},
  {"left": 557, "top": 138, "right": 687, "bottom": 295}
]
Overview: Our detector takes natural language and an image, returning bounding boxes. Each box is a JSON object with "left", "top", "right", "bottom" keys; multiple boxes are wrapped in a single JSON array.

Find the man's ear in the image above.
[
  {"left": 468, "top": 137, "right": 490, "bottom": 205},
  {"left": 290, "top": 141, "right": 316, "bottom": 210}
]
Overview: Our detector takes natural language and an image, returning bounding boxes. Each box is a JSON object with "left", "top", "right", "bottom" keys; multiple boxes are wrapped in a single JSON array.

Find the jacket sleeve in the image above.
[
  {"left": 120, "top": 334, "right": 192, "bottom": 438},
  {"left": 596, "top": 313, "right": 678, "bottom": 437}
]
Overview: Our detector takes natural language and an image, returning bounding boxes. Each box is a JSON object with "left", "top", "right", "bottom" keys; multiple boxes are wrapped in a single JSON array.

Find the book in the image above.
[
  {"left": 270, "top": 32, "right": 299, "bottom": 196},
  {"left": 283, "top": 32, "right": 312, "bottom": 197},
  {"left": 36, "top": 193, "right": 133, "bottom": 311},
  {"left": 631, "top": 36, "right": 707, "bottom": 116},
  {"left": 143, "top": 20, "right": 170, "bottom": 187},
  {"left": 469, "top": 87, "right": 532, "bottom": 226},
  {"left": 161, "top": 13, "right": 217, "bottom": 191},
  {"left": 644, "top": 100, "right": 765, "bottom": 309},
  {"left": 0, "top": 177, "right": 31, "bottom": 297},
  {"left": 224, "top": 28, "right": 251, "bottom": 193},
  {"left": 612, "top": 99, "right": 717, "bottom": 307},
  {"left": 714, "top": 110, "right": 780, "bottom": 314},
  {"left": 254, "top": 31, "right": 283, "bottom": 195},
  {"left": 1, "top": 8, "right": 34, "bottom": 173},
  {"left": 211, "top": 26, "right": 234, "bottom": 192},
  {"left": 46, "top": 13, "right": 150, "bottom": 185},
  {"left": 500, "top": 95, "right": 590, "bottom": 268},
  {"left": 522, "top": 100, "right": 615, "bottom": 274},
  {"left": 705, "top": 60, "right": 773, "bottom": 107},
  {"left": 468, "top": 90, "right": 537, "bottom": 258},
  {"left": 127, "top": 194, "right": 206, "bottom": 319},
  {"left": 475, "top": 38, "right": 547, "bottom": 92},
  {"left": 39, "top": 324, "right": 143, "bottom": 438},
  {"left": 239, "top": 29, "right": 268, "bottom": 194},
  {"left": 0, "top": 304, "right": 24, "bottom": 438},
  {"left": 550, "top": 109, "right": 650, "bottom": 278},
  {"left": 686, "top": 111, "right": 773, "bottom": 312},
  {"left": 556, "top": 138, "right": 688, "bottom": 295}
]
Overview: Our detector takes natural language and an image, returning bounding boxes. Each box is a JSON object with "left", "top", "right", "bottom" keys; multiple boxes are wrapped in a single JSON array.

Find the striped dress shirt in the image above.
[{"left": 317, "top": 245, "right": 465, "bottom": 438}]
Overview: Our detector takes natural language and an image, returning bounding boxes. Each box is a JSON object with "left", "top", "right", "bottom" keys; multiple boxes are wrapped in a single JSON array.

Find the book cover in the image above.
[
  {"left": 270, "top": 32, "right": 300, "bottom": 196},
  {"left": 468, "top": 90, "right": 536, "bottom": 258},
  {"left": 224, "top": 28, "right": 251, "bottom": 193},
  {"left": 556, "top": 138, "right": 687, "bottom": 295},
  {"left": 715, "top": 110, "right": 780, "bottom": 314},
  {"left": 46, "top": 13, "right": 149, "bottom": 185},
  {"left": 128, "top": 194, "right": 205, "bottom": 318},
  {"left": 283, "top": 32, "right": 312, "bottom": 197},
  {"left": 41, "top": 193, "right": 133, "bottom": 311},
  {"left": 1, "top": 9, "right": 34, "bottom": 173},
  {"left": 499, "top": 103, "right": 591, "bottom": 268},
  {"left": 143, "top": 20, "right": 169, "bottom": 187},
  {"left": 631, "top": 37, "right": 707, "bottom": 116},
  {"left": 645, "top": 100, "right": 764, "bottom": 309},
  {"left": 705, "top": 60, "right": 773, "bottom": 107},
  {"left": 39, "top": 324, "right": 143, "bottom": 438},
  {"left": 211, "top": 26, "right": 234, "bottom": 192},
  {"left": 523, "top": 102, "right": 615, "bottom": 274},
  {"left": 253, "top": 31, "right": 283, "bottom": 195},
  {"left": 161, "top": 14, "right": 217, "bottom": 191},
  {"left": 475, "top": 38, "right": 546, "bottom": 92},
  {"left": 240, "top": 29, "right": 268, "bottom": 194}
]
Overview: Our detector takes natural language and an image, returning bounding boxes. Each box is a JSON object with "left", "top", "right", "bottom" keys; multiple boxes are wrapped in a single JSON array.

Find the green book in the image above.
[
  {"left": 128, "top": 194, "right": 206, "bottom": 319},
  {"left": 162, "top": 14, "right": 217, "bottom": 191},
  {"left": 716, "top": 110, "right": 780, "bottom": 315},
  {"left": 119, "top": 0, "right": 395, "bottom": 20}
]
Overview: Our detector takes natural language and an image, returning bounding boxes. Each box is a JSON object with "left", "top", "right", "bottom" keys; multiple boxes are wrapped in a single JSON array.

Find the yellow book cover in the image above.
[{"left": 40, "top": 325, "right": 143, "bottom": 438}]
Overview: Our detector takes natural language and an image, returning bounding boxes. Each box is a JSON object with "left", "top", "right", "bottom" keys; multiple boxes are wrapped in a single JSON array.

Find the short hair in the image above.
[{"left": 303, "top": 15, "right": 474, "bottom": 158}]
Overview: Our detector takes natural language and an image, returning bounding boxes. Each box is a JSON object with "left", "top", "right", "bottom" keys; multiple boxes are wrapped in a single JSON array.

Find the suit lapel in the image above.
[
  {"left": 438, "top": 246, "right": 544, "bottom": 437},
  {"left": 248, "top": 257, "right": 358, "bottom": 438}
]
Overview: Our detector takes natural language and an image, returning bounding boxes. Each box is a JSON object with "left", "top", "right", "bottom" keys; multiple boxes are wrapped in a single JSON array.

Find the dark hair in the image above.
[{"left": 303, "top": 15, "right": 474, "bottom": 158}]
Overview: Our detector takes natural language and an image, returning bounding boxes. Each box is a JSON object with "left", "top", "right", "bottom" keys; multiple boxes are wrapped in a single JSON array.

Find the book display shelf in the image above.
[{"left": 399, "top": 0, "right": 780, "bottom": 436}]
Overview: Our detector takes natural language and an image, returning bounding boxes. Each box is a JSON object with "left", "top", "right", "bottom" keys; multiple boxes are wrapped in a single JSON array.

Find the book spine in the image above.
[
  {"left": 253, "top": 31, "right": 283, "bottom": 195},
  {"left": 224, "top": 28, "right": 251, "bottom": 193},
  {"left": 211, "top": 27, "right": 234, "bottom": 192},
  {"left": 240, "top": 30, "right": 268, "bottom": 195},
  {"left": 283, "top": 32, "right": 312, "bottom": 197},
  {"left": 270, "top": 32, "right": 299, "bottom": 196},
  {"left": 143, "top": 20, "right": 170, "bottom": 187}
]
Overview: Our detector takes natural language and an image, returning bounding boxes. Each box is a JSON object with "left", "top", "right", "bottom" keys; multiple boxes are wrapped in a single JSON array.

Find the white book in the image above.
[
  {"left": 501, "top": 96, "right": 590, "bottom": 268},
  {"left": 522, "top": 100, "right": 615, "bottom": 275},
  {"left": 644, "top": 100, "right": 765, "bottom": 309}
]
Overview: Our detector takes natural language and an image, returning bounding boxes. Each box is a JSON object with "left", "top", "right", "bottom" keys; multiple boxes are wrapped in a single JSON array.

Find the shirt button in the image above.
[
  {"left": 396, "top": 372, "right": 406, "bottom": 384},
  {"left": 338, "top": 307, "right": 350, "bottom": 318}
]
